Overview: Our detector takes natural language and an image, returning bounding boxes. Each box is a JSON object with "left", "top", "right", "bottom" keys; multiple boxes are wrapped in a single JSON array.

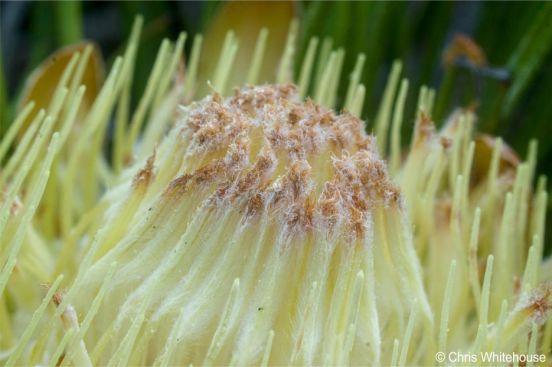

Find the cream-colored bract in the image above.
[{"left": 1, "top": 16, "right": 550, "bottom": 366}]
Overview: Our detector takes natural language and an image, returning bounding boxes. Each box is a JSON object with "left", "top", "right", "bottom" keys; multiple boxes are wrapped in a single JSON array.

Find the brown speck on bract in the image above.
[
  {"left": 55, "top": 353, "right": 65, "bottom": 367},
  {"left": 435, "top": 198, "right": 452, "bottom": 228},
  {"left": 414, "top": 111, "right": 434, "bottom": 147},
  {"left": 513, "top": 276, "right": 522, "bottom": 296},
  {"left": 133, "top": 150, "right": 157, "bottom": 188},
  {"left": 440, "top": 137, "right": 453, "bottom": 150},
  {"left": 1, "top": 187, "right": 22, "bottom": 215},
  {"left": 164, "top": 173, "right": 193, "bottom": 198},
  {"left": 53, "top": 291, "right": 63, "bottom": 307}
]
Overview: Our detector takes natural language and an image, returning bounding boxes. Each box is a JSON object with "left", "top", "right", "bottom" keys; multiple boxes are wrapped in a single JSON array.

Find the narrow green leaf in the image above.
[
  {"left": 503, "top": 3, "right": 552, "bottom": 117},
  {"left": 54, "top": 2, "right": 83, "bottom": 46},
  {"left": 0, "top": 53, "right": 9, "bottom": 137}
]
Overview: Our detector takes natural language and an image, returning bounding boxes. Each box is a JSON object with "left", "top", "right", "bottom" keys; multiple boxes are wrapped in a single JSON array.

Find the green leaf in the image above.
[
  {"left": 503, "top": 3, "right": 552, "bottom": 118},
  {"left": 0, "top": 53, "right": 9, "bottom": 137},
  {"left": 54, "top": 2, "right": 83, "bottom": 46}
]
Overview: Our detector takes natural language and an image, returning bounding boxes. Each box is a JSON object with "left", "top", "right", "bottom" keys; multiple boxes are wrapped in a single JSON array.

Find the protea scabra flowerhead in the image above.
[{"left": 1, "top": 16, "right": 550, "bottom": 366}]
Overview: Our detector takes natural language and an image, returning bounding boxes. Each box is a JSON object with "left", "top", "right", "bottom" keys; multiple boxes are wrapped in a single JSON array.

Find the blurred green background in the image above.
[{"left": 1, "top": 1, "right": 551, "bottom": 249}]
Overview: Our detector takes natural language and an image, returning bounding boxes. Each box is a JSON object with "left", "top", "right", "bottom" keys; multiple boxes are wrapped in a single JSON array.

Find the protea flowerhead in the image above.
[{"left": 1, "top": 16, "right": 550, "bottom": 367}]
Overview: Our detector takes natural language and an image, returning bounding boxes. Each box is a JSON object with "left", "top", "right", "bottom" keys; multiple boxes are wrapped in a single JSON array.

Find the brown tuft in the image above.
[
  {"left": 288, "top": 107, "right": 303, "bottom": 125},
  {"left": 524, "top": 283, "right": 552, "bottom": 324},
  {"left": 285, "top": 198, "right": 314, "bottom": 233},
  {"left": 440, "top": 137, "right": 452, "bottom": 150},
  {"left": 245, "top": 192, "right": 265, "bottom": 218},
  {"left": 172, "top": 84, "right": 403, "bottom": 238},
  {"left": 133, "top": 151, "right": 156, "bottom": 188},
  {"left": 414, "top": 111, "right": 434, "bottom": 146},
  {"left": 53, "top": 292, "right": 63, "bottom": 307}
]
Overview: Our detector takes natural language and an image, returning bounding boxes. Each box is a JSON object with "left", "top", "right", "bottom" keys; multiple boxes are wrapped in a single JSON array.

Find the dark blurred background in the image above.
[{"left": 1, "top": 1, "right": 551, "bottom": 249}]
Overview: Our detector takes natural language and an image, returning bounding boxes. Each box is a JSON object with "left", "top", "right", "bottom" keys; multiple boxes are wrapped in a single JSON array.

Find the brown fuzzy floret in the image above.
[
  {"left": 172, "top": 84, "right": 403, "bottom": 238},
  {"left": 522, "top": 282, "right": 552, "bottom": 325},
  {"left": 413, "top": 111, "right": 434, "bottom": 147}
]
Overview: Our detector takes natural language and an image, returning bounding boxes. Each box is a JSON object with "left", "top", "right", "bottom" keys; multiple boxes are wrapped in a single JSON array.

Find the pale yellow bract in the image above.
[{"left": 0, "top": 16, "right": 551, "bottom": 366}]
